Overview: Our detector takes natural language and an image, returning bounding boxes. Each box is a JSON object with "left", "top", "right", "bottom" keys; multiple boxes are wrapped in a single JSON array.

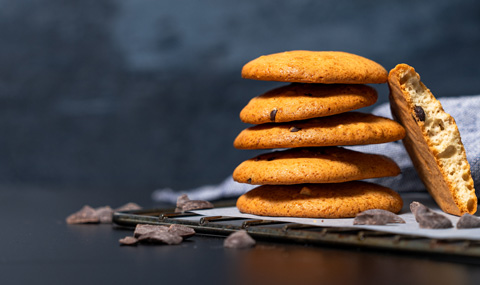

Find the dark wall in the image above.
[{"left": 1, "top": 0, "right": 479, "bottom": 194}]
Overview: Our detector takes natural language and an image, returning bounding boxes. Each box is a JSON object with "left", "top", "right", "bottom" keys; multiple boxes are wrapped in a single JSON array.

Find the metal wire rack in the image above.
[{"left": 113, "top": 205, "right": 480, "bottom": 263}]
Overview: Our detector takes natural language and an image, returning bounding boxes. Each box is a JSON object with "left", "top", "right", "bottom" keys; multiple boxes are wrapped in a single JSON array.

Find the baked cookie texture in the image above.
[
  {"left": 236, "top": 182, "right": 403, "bottom": 218},
  {"left": 241, "top": 51, "right": 388, "bottom": 84},
  {"left": 233, "top": 147, "right": 400, "bottom": 185},
  {"left": 240, "top": 83, "right": 378, "bottom": 124},
  {"left": 388, "top": 63, "right": 477, "bottom": 215},
  {"left": 234, "top": 112, "right": 406, "bottom": 149}
]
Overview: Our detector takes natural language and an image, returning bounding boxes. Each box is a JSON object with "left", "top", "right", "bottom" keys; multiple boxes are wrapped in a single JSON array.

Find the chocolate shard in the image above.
[
  {"left": 95, "top": 206, "right": 114, "bottom": 223},
  {"left": 168, "top": 224, "right": 196, "bottom": 238},
  {"left": 223, "top": 230, "right": 256, "bottom": 249},
  {"left": 137, "top": 231, "right": 183, "bottom": 245},
  {"left": 457, "top": 213, "right": 480, "bottom": 229},
  {"left": 175, "top": 194, "right": 214, "bottom": 212},
  {"left": 66, "top": 205, "right": 100, "bottom": 224},
  {"left": 115, "top": 202, "right": 142, "bottom": 212},
  {"left": 134, "top": 224, "right": 169, "bottom": 238},
  {"left": 119, "top": 236, "right": 139, "bottom": 246},
  {"left": 410, "top": 201, "right": 453, "bottom": 229},
  {"left": 289, "top": 126, "right": 301, "bottom": 132},
  {"left": 353, "top": 209, "right": 405, "bottom": 225}
]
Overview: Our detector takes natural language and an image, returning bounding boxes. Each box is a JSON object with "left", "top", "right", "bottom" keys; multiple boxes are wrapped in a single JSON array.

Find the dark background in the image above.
[{"left": 1, "top": 0, "right": 479, "bottom": 199}]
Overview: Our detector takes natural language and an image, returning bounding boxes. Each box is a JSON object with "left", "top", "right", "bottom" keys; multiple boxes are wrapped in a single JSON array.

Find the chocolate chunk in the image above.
[
  {"left": 410, "top": 201, "right": 453, "bottom": 229},
  {"left": 66, "top": 205, "right": 100, "bottom": 224},
  {"left": 134, "top": 224, "right": 169, "bottom": 237},
  {"left": 95, "top": 206, "right": 114, "bottom": 223},
  {"left": 223, "top": 230, "right": 256, "bottom": 249},
  {"left": 414, "top": 105, "right": 426, "bottom": 122},
  {"left": 137, "top": 231, "right": 183, "bottom": 245},
  {"left": 115, "top": 202, "right": 142, "bottom": 212},
  {"left": 119, "top": 236, "right": 139, "bottom": 246},
  {"left": 289, "top": 126, "right": 301, "bottom": 132},
  {"left": 457, "top": 213, "right": 480, "bottom": 229},
  {"left": 353, "top": 209, "right": 405, "bottom": 225},
  {"left": 168, "top": 224, "right": 196, "bottom": 238},
  {"left": 175, "top": 194, "right": 214, "bottom": 212},
  {"left": 270, "top": 109, "right": 277, "bottom": 122},
  {"left": 247, "top": 178, "right": 252, "bottom": 184}
]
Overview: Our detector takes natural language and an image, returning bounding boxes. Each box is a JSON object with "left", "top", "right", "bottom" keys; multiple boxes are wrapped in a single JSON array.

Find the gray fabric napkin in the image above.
[{"left": 152, "top": 95, "right": 480, "bottom": 204}]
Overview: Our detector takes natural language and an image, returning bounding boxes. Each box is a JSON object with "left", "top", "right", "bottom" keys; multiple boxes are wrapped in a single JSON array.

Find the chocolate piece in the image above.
[
  {"left": 353, "top": 209, "right": 405, "bottom": 225},
  {"left": 175, "top": 194, "right": 214, "bottom": 212},
  {"left": 119, "top": 236, "right": 139, "bottom": 246},
  {"left": 134, "top": 224, "right": 169, "bottom": 237},
  {"left": 270, "top": 109, "right": 277, "bottom": 122},
  {"left": 289, "top": 126, "right": 301, "bottom": 132},
  {"left": 168, "top": 224, "right": 196, "bottom": 238},
  {"left": 224, "top": 230, "right": 256, "bottom": 249},
  {"left": 66, "top": 205, "right": 100, "bottom": 224},
  {"left": 247, "top": 178, "right": 252, "bottom": 184},
  {"left": 137, "top": 231, "right": 183, "bottom": 245},
  {"left": 414, "top": 105, "right": 426, "bottom": 122},
  {"left": 95, "top": 206, "right": 114, "bottom": 223},
  {"left": 115, "top": 202, "right": 142, "bottom": 212},
  {"left": 457, "top": 213, "right": 480, "bottom": 229},
  {"left": 410, "top": 201, "right": 453, "bottom": 229}
]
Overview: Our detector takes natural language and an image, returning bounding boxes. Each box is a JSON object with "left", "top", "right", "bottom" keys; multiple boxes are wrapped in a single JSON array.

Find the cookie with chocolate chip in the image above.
[
  {"left": 241, "top": 51, "right": 388, "bottom": 84},
  {"left": 233, "top": 147, "right": 400, "bottom": 185},
  {"left": 240, "top": 83, "right": 378, "bottom": 124},
  {"left": 236, "top": 181, "right": 403, "bottom": 218},
  {"left": 234, "top": 112, "right": 406, "bottom": 149},
  {"left": 389, "top": 63, "right": 477, "bottom": 216}
]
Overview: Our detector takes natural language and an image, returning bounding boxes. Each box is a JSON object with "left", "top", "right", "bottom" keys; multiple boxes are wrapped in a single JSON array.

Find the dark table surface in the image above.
[{"left": 2, "top": 185, "right": 480, "bottom": 285}]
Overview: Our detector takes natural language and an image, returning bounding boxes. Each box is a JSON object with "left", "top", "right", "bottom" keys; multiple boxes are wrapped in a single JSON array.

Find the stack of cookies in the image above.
[{"left": 232, "top": 51, "right": 406, "bottom": 218}]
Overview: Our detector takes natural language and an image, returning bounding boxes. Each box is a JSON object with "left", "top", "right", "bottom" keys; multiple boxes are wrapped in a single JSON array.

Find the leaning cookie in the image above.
[
  {"left": 234, "top": 112, "right": 405, "bottom": 149},
  {"left": 233, "top": 147, "right": 400, "bottom": 185},
  {"left": 240, "top": 83, "right": 378, "bottom": 124},
  {"left": 236, "top": 182, "right": 403, "bottom": 218},
  {"left": 241, "top": 51, "right": 388, "bottom": 84},
  {"left": 388, "top": 63, "right": 477, "bottom": 215}
]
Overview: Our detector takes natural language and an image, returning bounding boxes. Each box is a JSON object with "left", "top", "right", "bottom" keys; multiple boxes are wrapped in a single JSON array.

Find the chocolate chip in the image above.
[
  {"left": 270, "top": 109, "right": 277, "bottom": 122},
  {"left": 137, "top": 231, "right": 183, "bottom": 245},
  {"left": 456, "top": 213, "right": 480, "bottom": 229},
  {"left": 247, "top": 178, "right": 252, "bottom": 184},
  {"left": 289, "top": 126, "right": 301, "bottom": 132},
  {"left": 410, "top": 201, "right": 453, "bottom": 229},
  {"left": 119, "top": 236, "right": 139, "bottom": 246},
  {"left": 66, "top": 205, "right": 100, "bottom": 224},
  {"left": 353, "top": 209, "right": 405, "bottom": 225},
  {"left": 168, "top": 224, "right": 196, "bottom": 238},
  {"left": 223, "top": 230, "right": 256, "bottom": 249},
  {"left": 266, "top": 157, "right": 275, "bottom": 161},
  {"left": 414, "top": 105, "right": 426, "bottom": 122}
]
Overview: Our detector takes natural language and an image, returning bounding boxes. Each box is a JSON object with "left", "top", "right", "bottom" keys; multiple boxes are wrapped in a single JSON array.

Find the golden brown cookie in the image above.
[
  {"left": 233, "top": 147, "right": 400, "bottom": 185},
  {"left": 234, "top": 112, "right": 406, "bottom": 149},
  {"left": 388, "top": 63, "right": 477, "bottom": 215},
  {"left": 239, "top": 83, "right": 378, "bottom": 124},
  {"left": 236, "top": 182, "right": 403, "bottom": 218},
  {"left": 241, "top": 51, "right": 388, "bottom": 84}
]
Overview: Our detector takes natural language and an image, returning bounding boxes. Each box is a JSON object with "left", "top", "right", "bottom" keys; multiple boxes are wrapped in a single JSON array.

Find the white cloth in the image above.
[{"left": 152, "top": 95, "right": 480, "bottom": 204}]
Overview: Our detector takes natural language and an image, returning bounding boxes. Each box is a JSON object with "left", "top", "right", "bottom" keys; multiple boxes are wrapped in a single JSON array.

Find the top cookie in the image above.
[
  {"left": 241, "top": 51, "right": 388, "bottom": 84},
  {"left": 240, "top": 83, "right": 378, "bottom": 124},
  {"left": 389, "top": 63, "right": 477, "bottom": 216}
]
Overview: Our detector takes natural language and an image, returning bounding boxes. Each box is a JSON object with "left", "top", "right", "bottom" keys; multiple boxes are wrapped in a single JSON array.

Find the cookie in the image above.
[
  {"left": 239, "top": 83, "right": 378, "bottom": 124},
  {"left": 233, "top": 147, "right": 400, "bottom": 185},
  {"left": 236, "top": 182, "right": 403, "bottom": 218},
  {"left": 234, "top": 112, "right": 406, "bottom": 149},
  {"left": 388, "top": 64, "right": 477, "bottom": 215},
  {"left": 241, "top": 51, "right": 388, "bottom": 84}
]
